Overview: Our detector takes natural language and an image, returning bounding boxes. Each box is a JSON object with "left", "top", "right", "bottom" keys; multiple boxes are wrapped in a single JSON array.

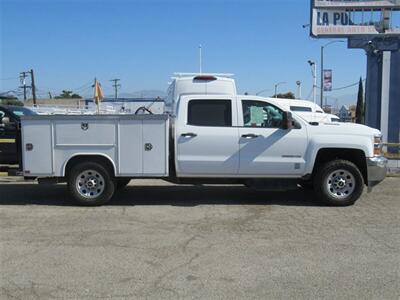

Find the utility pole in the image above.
[
  {"left": 30, "top": 69, "right": 37, "bottom": 106},
  {"left": 110, "top": 78, "right": 121, "bottom": 99},
  {"left": 19, "top": 71, "right": 29, "bottom": 101}
]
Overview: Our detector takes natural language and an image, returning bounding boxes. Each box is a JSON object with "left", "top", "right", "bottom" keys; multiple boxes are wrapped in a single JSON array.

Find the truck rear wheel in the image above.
[
  {"left": 67, "top": 162, "right": 115, "bottom": 206},
  {"left": 314, "top": 159, "right": 364, "bottom": 206}
]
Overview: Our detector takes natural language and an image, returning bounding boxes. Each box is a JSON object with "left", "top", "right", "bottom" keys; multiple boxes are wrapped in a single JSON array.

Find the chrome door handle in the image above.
[
  {"left": 241, "top": 133, "right": 259, "bottom": 139},
  {"left": 181, "top": 132, "right": 197, "bottom": 138}
]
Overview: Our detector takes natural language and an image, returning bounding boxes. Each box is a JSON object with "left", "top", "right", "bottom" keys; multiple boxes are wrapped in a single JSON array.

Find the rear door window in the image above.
[{"left": 188, "top": 100, "right": 232, "bottom": 127}]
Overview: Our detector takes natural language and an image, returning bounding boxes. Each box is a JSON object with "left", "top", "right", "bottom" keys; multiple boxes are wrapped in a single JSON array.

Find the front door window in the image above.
[{"left": 242, "top": 100, "right": 284, "bottom": 128}]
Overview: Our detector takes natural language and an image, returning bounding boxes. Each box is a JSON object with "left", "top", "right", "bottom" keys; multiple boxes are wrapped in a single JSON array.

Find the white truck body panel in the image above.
[
  {"left": 21, "top": 115, "right": 169, "bottom": 177},
  {"left": 165, "top": 74, "right": 236, "bottom": 114}
]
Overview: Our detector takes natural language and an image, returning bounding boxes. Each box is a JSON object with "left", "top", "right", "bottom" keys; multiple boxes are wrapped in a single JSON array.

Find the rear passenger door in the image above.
[{"left": 175, "top": 98, "right": 239, "bottom": 176}]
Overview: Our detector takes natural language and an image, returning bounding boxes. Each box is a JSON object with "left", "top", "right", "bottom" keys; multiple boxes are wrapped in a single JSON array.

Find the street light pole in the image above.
[
  {"left": 274, "top": 82, "right": 286, "bottom": 98},
  {"left": 320, "top": 40, "right": 345, "bottom": 107},
  {"left": 296, "top": 81, "right": 302, "bottom": 99},
  {"left": 308, "top": 60, "right": 317, "bottom": 105},
  {"left": 313, "top": 64, "right": 317, "bottom": 106},
  {"left": 320, "top": 46, "right": 324, "bottom": 107}
]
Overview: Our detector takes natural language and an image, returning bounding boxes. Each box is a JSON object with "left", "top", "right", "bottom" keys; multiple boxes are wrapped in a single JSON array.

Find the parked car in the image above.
[
  {"left": 0, "top": 105, "right": 36, "bottom": 164},
  {"left": 274, "top": 99, "right": 340, "bottom": 123}
]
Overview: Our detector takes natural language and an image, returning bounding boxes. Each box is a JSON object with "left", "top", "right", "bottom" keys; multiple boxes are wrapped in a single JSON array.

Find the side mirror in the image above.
[
  {"left": 1, "top": 117, "right": 10, "bottom": 125},
  {"left": 281, "top": 111, "right": 294, "bottom": 130}
]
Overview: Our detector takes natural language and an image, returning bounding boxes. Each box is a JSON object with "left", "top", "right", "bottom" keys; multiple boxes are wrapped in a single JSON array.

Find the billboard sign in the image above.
[
  {"left": 323, "top": 69, "right": 333, "bottom": 91},
  {"left": 314, "top": 0, "right": 400, "bottom": 8},
  {"left": 311, "top": 0, "right": 400, "bottom": 37}
]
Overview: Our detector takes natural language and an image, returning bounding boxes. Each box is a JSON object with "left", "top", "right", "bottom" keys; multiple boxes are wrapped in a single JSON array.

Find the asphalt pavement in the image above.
[{"left": 1, "top": 178, "right": 399, "bottom": 299}]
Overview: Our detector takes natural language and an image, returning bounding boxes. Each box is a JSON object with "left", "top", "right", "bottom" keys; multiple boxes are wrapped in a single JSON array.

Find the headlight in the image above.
[{"left": 374, "top": 134, "right": 383, "bottom": 156}]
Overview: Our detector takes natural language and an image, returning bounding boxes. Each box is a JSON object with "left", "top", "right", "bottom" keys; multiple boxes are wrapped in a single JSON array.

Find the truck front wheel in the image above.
[
  {"left": 314, "top": 160, "right": 364, "bottom": 206},
  {"left": 67, "top": 162, "right": 115, "bottom": 206}
]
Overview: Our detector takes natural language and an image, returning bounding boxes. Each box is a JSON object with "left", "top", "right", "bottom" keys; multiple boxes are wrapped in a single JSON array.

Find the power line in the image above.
[
  {"left": 0, "top": 77, "right": 19, "bottom": 81},
  {"left": 73, "top": 81, "right": 93, "bottom": 92},
  {"left": 331, "top": 78, "right": 366, "bottom": 91},
  {"left": 316, "top": 78, "right": 366, "bottom": 91}
]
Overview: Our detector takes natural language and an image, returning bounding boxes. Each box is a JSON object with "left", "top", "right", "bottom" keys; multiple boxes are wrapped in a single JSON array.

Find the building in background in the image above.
[
  {"left": 338, "top": 105, "right": 351, "bottom": 122},
  {"left": 338, "top": 105, "right": 356, "bottom": 123}
]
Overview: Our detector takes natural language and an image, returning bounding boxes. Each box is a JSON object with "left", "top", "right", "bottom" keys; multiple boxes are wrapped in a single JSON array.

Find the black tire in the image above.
[
  {"left": 67, "top": 162, "right": 115, "bottom": 206},
  {"left": 116, "top": 178, "right": 131, "bottom": 191},
  {"left": 313, "top": 159, "right": 364, "bottom": 206}
]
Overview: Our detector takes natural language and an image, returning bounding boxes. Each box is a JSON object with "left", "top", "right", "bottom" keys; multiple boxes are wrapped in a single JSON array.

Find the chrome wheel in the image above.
[
  {"left": 76, "top": 169, "right": 105, "bottom": 199},
  {"left": 326, "top": 169, "right": 355, "bottom": 199}
]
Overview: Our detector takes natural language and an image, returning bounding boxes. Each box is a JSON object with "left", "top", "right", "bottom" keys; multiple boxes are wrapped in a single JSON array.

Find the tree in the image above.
[
  {"left": 272, "top": 92, "right": 295, "bottom": 99},
  {"left": 55, "top": 90, "right": 82, "bottom": 99},
  {"left": 0, "top": 99, "right": 24, "bottom": 106},
  {"left": 71, "top": 93, "right": 82, "bottom": 99},
  {"left": 355, "top": 77, "right": 364, "bottom": 124}
]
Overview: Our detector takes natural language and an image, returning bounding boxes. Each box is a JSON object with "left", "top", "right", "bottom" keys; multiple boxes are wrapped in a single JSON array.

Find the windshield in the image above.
[{"left": 9, "top": 106, "right": 37, "bottom": 116}]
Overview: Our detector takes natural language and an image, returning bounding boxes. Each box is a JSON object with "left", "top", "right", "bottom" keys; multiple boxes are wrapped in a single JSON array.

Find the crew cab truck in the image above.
[{"left": 13, "top": 74, "right": 387, "bottom": 206}]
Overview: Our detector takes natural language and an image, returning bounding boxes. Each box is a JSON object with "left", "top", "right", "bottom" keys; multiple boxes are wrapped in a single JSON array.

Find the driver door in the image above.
[{"left": 238, "top": 99, "right": 308, "bottom": 176}]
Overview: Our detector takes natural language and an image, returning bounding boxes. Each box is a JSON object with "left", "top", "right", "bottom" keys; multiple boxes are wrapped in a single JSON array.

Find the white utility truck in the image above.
[{"left": 11, "top": 73, "right": 387, "bottom": 206}]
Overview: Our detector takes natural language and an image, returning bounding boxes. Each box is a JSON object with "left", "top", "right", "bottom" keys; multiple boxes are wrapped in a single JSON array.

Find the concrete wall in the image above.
[{"left": 388, "top": 51, "right": 400, "bottom": 146}]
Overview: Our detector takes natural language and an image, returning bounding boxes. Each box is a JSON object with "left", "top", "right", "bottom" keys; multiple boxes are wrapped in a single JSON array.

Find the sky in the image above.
[{"left": 0, "top": 0, "right": 367, "bottom": 106}]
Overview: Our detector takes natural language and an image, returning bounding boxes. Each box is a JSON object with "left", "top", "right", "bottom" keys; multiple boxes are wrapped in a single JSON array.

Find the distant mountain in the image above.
[
  {"left": 113, "top": 90, "right": 166, "bottom": 99},
  {"left": 82, "top": 90, "right": 166, "bottom": 99}
]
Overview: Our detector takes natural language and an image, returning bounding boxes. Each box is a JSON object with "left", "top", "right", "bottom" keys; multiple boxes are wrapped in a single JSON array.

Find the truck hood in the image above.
[{"left": 308, "top": 122, "right": 381, "bottom": 137}]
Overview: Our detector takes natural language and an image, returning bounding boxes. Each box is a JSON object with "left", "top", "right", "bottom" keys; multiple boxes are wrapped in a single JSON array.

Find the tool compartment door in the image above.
[
  {"left": 21, "top": 120, "right": 53, "bottom": 175},
  {"left": 142, "top": 119, "right": 168, "bottom": 176},
  {"left": 118, "top": 120, "right": 143, "bottom": 175}
]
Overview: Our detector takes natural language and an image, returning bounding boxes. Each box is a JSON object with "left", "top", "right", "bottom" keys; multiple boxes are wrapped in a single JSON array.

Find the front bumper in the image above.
[{"left": 367, "top": 156, "right": 388, "bottom": 189}]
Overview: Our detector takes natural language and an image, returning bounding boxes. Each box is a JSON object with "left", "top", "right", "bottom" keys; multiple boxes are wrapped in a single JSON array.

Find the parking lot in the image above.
[{"left": 1, "top": 178, "right": 399, "bottom": 299}]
